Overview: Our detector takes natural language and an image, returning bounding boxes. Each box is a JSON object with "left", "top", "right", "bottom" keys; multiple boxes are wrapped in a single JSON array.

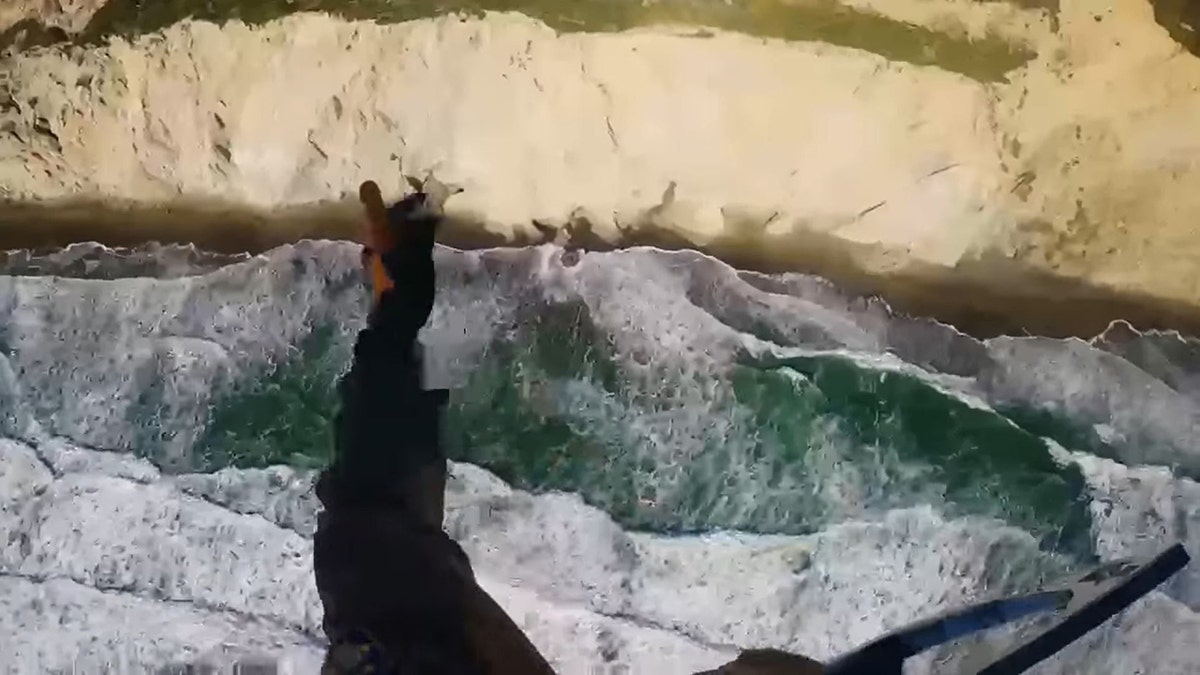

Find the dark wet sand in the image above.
[{"left": 2, "top": 197, "right": 1198, "bottom": 340}]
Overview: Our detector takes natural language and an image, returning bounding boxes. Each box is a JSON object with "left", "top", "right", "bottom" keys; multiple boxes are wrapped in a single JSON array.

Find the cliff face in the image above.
[
  {"left": 0, "top": 0, "right": 108, "bottom": 33},
  {"left": 995, "top": 0, "right": 1200, "bottom": 312},
  {"left": 0, "top": 13, "right": 1008, "bottom": 260},
  {"left": 2, "top": 0, "right": 1200, "bottom": 334},
  {"left": 0, "top": 0, "right": 108, "bottom": 48}
]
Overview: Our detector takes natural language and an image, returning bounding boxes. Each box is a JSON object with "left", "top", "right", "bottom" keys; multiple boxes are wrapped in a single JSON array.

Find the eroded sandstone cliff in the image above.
[{"left": 2, "top": 1, "right": 1199, "bottom": 336}]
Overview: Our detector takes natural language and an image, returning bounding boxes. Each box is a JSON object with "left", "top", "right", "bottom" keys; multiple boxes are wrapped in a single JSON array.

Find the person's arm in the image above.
[
  {"left": 314, "top": 180, "right": 557, "bottom": 674},
  {"left": 315, "top": 181, "right": 449, "bottom": 521}
]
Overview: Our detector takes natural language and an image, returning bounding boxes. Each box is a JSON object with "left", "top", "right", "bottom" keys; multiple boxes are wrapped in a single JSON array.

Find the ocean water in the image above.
[{"left": 0, "top": 240, "right": 1197, "bottom": 673}]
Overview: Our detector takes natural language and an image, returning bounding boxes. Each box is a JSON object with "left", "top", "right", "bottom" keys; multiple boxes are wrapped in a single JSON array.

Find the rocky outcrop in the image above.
[
  {"left": 0, "top": 0, "right": 107, "bottom": 50},
  {"left": 2, "top": 0, "right": 1200, "bottom": 336},
  {"left": 0, "top": 0, "right": 107, "bottom": 34}
]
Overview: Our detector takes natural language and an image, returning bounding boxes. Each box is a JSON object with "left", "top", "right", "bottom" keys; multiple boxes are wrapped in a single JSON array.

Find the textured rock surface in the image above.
[
  {"left": 0, "top": 11, "right": 1002, "bottom": 260},
  {"left": 2, "top": 1, "right": 1200, "bottom": 333},
  {"left": 0, "top": 0, "right": 107, "bottom": 35},
  {"left": 0, "top": 0, "right": 108, "bottom": 51},
  {"left": 3, "top": 1, "right": 1200, "bottom": 336}
]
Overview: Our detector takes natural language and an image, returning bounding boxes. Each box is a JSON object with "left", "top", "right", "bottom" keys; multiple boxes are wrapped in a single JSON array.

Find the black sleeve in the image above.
[{"left": 316, "top": 216, "right": 449, "bottom": 510}]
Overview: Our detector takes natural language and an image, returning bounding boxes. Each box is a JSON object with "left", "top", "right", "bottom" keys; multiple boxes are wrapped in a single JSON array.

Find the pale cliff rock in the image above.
[
  {"left": 1, "top": 0, "right": 1200, "bottom": 324},
  {"left": 0, "top": 0, "right": 107, "bottom": 36},
  {"left": 994, "top": 0, "right": 1200, "bottom": 306},
  {"left": 0, "top": 11, "right": 1006, "bottom": 268}
]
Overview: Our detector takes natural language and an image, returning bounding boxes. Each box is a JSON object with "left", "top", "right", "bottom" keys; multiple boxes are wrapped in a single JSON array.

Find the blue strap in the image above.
[{"left": 824, "top": 543, "right": 1191, "bottom": 675}]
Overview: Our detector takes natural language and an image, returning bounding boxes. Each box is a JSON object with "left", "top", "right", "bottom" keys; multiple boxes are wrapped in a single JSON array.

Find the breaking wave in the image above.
[{"left": 0, "top": 241, "right": 1197, "bottom": 673}]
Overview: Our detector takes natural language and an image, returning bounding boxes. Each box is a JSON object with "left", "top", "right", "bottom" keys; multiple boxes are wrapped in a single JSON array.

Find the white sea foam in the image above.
[{"left": 0, "top": 242, "right": 1195, "bottom": 672}]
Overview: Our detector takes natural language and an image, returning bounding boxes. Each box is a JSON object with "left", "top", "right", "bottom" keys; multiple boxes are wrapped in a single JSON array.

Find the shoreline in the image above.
[{"left": 3, "top": 198, "right": 1199, "bottom": 341}]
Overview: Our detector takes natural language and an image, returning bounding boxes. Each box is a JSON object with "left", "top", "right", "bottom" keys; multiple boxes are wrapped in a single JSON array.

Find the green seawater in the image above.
[{"left": 192, "top": 297, "right": 1095, "bottom": 560}]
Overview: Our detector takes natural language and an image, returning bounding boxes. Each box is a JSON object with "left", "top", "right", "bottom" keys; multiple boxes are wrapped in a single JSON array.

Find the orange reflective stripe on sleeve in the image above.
[
  {"left": 371, "top": 254, "right": 394, "bottom": 303},
  {"left": 360, "top": 180, "right": 398, "bottom": 303}
]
